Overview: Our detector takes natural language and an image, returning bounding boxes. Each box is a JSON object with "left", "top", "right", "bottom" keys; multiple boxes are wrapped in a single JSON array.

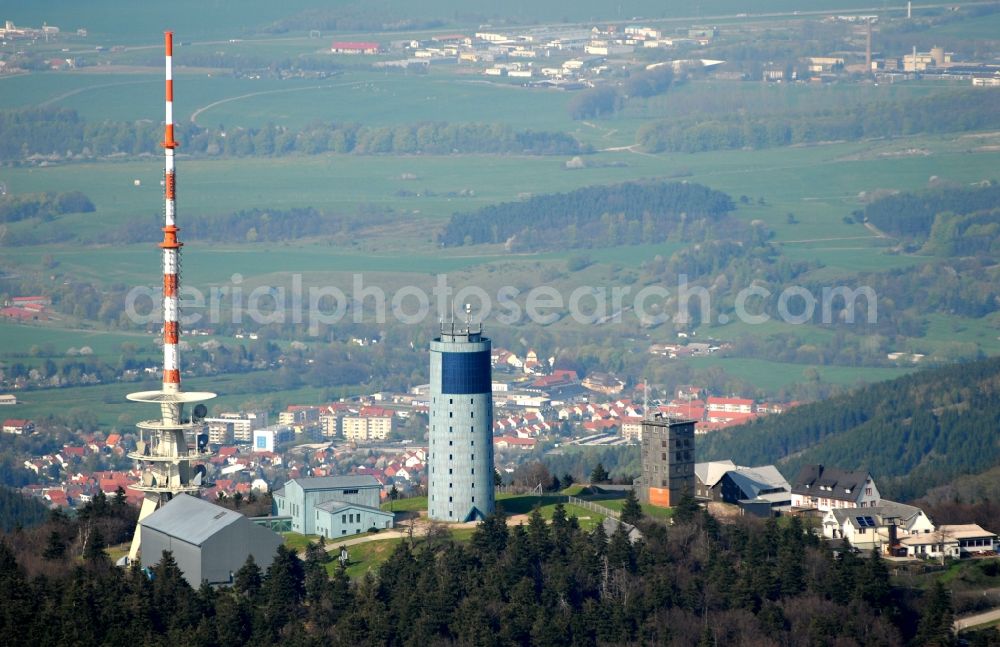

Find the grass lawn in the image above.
[
  {"left": 282, "top": 532, "right": 323, "bottom": 553},
  {"left": 334, "top": 537, "right": 405, "bottom": 580},
  {"left": 595, "top": 497, "right": 674, "bottom": 521},
  {"left": 381, "top": 496, "right": 427, "bottom": 513}
]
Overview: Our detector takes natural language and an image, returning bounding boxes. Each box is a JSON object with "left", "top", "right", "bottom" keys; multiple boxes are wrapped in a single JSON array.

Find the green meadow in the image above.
[
  {"left": 4, "top": 0, "right": 891, "bottom": 43},
  {"left": 681, "top": 356, "right": 914, "bottom": 392}
]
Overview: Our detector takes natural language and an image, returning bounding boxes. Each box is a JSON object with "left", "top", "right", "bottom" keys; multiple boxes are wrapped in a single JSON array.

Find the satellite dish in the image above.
[{"left": 193, "top": 404, "right": 208, "bottom": 421}]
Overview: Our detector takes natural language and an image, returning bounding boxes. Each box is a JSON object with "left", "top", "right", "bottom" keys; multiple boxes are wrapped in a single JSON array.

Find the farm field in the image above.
[
  {"left": 4, "top": 131, "right": 996, "bottom": 251},
  {"left": 3, "top": 0, "right": 893, "bottom": 43},
  {"left": 681, "top": 356, "right": 915, "bottom": 392},
  {"left": 6, "top": 372, "right": 356, "bottom": 430},
  {"left": 3, "top": 1, "right": 999, "bottom": 417}
]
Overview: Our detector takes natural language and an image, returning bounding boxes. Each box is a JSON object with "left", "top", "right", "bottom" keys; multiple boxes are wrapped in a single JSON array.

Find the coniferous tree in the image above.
[
  {"left": 915, "top": 580, "right": 955, "bottom": 647},
  {"left": 42, "top": 530, "right": 66, "bottom": 561},
  {"left": 590, "top": 463, "right": 610, "bottom": 484},
  {"left": 234, "top": 554, "right": 263, "bottom": 600},
  {"left": 621, "top": 489, "right": 644, "bottom": 525}
]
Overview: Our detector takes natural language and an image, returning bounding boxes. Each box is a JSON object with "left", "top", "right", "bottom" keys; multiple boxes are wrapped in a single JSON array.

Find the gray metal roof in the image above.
[
  {"left": 791, "top": 464, "right": 870, "bottom": 501},
  {"left": 729, "top": 465, "right": 790, "bottom": 492},
  {"left": 314, "top": 500, "right": 391, "bottom": 515},
  {"left": 695, "top": 460, "right": 736, "bottom": 488},
  {"left": 828, "top": 500, "right": 924, "bottom": 530},
  {"left": 140, "top": 494, "right": 243, "bottom": 546},
  {"left": 289, "top": 475, "right": 381, "bottom": 491}
]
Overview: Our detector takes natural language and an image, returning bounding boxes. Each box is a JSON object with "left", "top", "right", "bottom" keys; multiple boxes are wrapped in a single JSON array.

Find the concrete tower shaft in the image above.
[{"left": 428, "top": 320, "right": 495, "bottom": 522}]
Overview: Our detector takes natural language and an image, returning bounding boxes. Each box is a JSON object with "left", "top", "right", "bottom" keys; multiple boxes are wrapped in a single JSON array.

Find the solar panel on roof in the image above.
[{"left": 864, "top": 516, "right": 876, "bottom": 526}]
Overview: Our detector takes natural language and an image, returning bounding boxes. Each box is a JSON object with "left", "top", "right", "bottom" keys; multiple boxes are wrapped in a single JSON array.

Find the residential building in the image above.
[
  {"left": 252, "top": 425, "right": 294, "bottom": 453},
  {"left": 428, "top": 317, "right": 495, "bottom": 522},
  {"left": 582, "top": 372, "right": 625, "bottom": 395},
  {"left": 823, "top": 500, "right": 935, "bottom": 553},
  {"left": 342, "top": 414, "right": 394, "bottom": 442},
  {"left": 319, "top": 414, "right": 340, "bottom": 439},
  {"left": 936, "top": 525, "right": 997, "bottom": 556},
  {"left": 0, "top": 395, "right": 17, "bottom": 405},
  {"left": 706, "top": 397, "right": 754, "bottom": 414},
  {"left": 790, "top": 464, "right": 880, "bottom": 512},
  {"left": 638, "top": 415, "right": 695, "bottom": 507},
  {"left": 140, "top": 494, "right": 282, "bottom": 587},
  {"left": 272, "top": 475, "right": 389, "bottom": 536},
  {"left": 205, "top": 411, "right": 267, "bottom": 444},
  {"left": 331, "top": 41, "right": 381, "bottom": 54},
  {"left": 2, "top": 418, "right": 34, "bottom": 435},
  {"left": 620, "top": 417, "right": 643, "bottom": 442}
]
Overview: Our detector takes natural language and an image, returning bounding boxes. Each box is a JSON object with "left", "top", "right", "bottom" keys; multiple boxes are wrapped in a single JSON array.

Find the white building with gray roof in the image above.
[
  {"left": 272, "top": 475, "right": 393, "bottom": 537},
  {"left": 140, "top": 494, "right": 282, "bottom": 587}
]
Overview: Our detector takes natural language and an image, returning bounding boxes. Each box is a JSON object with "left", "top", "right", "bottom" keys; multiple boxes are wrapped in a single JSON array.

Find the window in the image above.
[
  {"left": 866, "top": 487, "right": 873, "bottom": 496},
  {"left": 449, "top": 468, "right": 453, "bottom": 474},
  {"left": 449, "top": 440, "right": 453, "bottom": 446},
  {"left": 449, "top": 496, "right": 453, "bottom": 503},
  {"left": 449, "top": 454, "right": 453, "bottom": 460},
  {"left": 471, "top": 412, "right": 474, "bottom": 418},
  {"left": 471, "top": 468, "right": 475, "bottom": 475},
  {"left": 472, "top": 496, "right": 475, "bottom": 502},
  {"left": 449, "top": 482, "right": 453, "bottom": 488},
  {"left": 661, "top": 453, "right": 666, "bottom": 461},
  {"left": 471, "top": 454, "right": 474, "bottom": 460},
  {"left": 342, "top": 514, "right": 346, "bottom": 523},
  {"left": 471, "top": 440, "right": 474, "bottom": 446},
  {"left": 449, "top": 412, "right": 453, "bottom": 418},
  {"left": 449, "top": 399, "right": 453, "bottom": 405}
]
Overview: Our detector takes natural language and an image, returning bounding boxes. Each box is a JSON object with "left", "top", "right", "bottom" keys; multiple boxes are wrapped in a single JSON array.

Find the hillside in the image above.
[{"left": 698, "top": 356, "right": 1000, "bottom": 501}]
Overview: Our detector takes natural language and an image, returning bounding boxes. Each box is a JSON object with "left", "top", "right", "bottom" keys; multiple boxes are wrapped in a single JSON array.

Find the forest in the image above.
[
  {"left": 0, "top": 493, "right": 963, "bottom": 647},
  {"left": 698, "top": 356, "right": 1000, "bottom": 502},
  {"left": 438, "top": 180, "right": 736, "bottom": 250},
  {"left": 862, "top": 182, "right": 1000, "bottom": 239},
  {"left": 0, "top": 191, "right": 95, "bottom": 224},
  {"left": 0, "top": 108, "right": 584, "bottom": 162},
  {"left": 636, "top": 89, "right": 1000, "bottom": 153}
]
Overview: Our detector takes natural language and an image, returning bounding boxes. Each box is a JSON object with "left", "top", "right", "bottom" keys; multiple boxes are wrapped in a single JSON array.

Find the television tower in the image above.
[
  {"left": 126, "top": 31, "right": 215, "bottom": 563},
  {"left": 427, "top": 305, "right": 494, "bottom": 522}
]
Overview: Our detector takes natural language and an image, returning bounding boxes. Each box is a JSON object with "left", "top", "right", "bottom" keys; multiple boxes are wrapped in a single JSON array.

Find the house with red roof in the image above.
[
  {"left": 3, "top": 419, "right": 34, "bottom": 435},
  {"left": 331, "top": 41, "right": 381, "bottom": 54},
  {"left": 706, "top": 397, "right": 755, "bottom": 414},
  {"left": 494, "top": 436, "right": 538, "bottom": 450}
]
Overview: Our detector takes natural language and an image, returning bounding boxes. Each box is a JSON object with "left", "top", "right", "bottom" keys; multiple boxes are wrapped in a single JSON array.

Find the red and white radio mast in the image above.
[{"left": 125, "top": 32, "right": 215, "bottom": 564}]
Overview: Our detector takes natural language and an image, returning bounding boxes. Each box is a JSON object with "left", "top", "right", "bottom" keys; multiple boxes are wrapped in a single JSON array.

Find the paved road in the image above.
[{"left": 954, "top": 606, "right": 1000, "bottom": 632}]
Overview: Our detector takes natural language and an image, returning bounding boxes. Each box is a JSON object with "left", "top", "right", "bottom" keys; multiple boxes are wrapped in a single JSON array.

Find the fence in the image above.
[{"left": 567, "top": 495, "right": 619, "bottom": 520}]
